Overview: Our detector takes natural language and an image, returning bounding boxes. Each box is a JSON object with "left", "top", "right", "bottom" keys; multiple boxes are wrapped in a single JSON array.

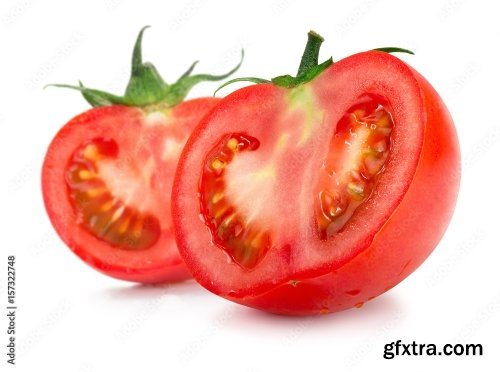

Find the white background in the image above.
[{"left": 1, "top": 0, "right": 499, "bottom": 371}]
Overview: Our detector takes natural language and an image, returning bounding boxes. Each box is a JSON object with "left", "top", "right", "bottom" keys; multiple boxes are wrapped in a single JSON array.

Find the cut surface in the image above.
[
  {"left": 43, "top": 98, "right": 220, "bottom": 283},
  {"left": 315, "top": 94, "right": 394, "bottom": 238},
  {"left": 66, "top": 137, "right": 161, "bottom": 250},
  {"left": 200, "top": 134, "right": 271, "bottom": 269},
  {"left": 173, "top": 52, "right": 425, "bottom": 296}
]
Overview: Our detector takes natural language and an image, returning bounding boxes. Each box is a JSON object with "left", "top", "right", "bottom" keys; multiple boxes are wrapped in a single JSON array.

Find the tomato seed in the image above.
[
  {"left": 200, "top": 134, "right": 270, "bottom": 269},
  {"left": 316, "top": 95, "right": 394, "bottom": 239},
  {"left": 66, "top": 138, "right": 160, "bottom": 250}
]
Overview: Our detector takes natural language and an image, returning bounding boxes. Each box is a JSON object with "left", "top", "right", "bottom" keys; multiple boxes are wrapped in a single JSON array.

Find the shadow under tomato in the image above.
[
  {"left": 227, "top": 291, "right": 406, "bottom": 331},
  {"left": 95, "top": 278, "right": 405, "bottom": 333},
  {"left": 99, "top": 279, "right": 205, "bottom": 301}
]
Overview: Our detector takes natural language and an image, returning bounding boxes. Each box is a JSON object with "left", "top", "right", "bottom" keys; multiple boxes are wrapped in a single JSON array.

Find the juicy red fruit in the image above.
[
  {"left": 42, "top": 27, "right": 242, "bottom": 283},
  {"left": 43, "top": 102, "right": 218, "bottom": 283},
  {"left": 173, "top": 32, "right": 460, "bottom": 315}
]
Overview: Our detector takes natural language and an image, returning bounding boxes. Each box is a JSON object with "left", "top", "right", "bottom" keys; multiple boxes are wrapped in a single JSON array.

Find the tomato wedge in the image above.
[
  {"left": 172, "top": 32, "right": 460, "bottom": 314},
  {"left": 42, "top": 27, "right": 242, "bottom": 283}
]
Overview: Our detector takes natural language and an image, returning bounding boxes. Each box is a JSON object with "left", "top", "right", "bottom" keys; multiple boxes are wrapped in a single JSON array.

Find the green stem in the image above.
[
  {"left": 296, "top": 31, "right": 324, "bottom": 77},
  {"left": 272, "top": 30, "right": 332, "bottom": 88}
]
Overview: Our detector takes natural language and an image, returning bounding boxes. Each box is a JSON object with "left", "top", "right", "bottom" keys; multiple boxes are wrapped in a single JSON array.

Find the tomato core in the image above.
[
  {"left": 316, "top": 95, "right": 394, "bottom": 238},
  {"left": 66, "top": 137, "right": 161, "bottom": 250}
]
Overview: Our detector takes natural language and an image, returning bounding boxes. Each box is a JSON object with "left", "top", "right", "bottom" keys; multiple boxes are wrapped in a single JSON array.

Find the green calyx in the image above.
[
  {"left": 47, "top": 26, "right": 243, "bottom": 108},
  {"left": 272, "top": 30, "right": 333, "bottom": 88},
  {"left": 215, "top": 31, "right": 414, "bottom": 94}
]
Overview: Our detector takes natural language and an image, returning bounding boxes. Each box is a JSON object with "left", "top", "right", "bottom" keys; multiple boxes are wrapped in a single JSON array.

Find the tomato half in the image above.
[
  {"left": 42, "top": 27, "right": 241, "bottom": 283},
  {"left": 172, "top": 33, "right": 460, "bottom": 314},
  {"left": 43, "top": 100, "right": 222, "bottom": 282}
]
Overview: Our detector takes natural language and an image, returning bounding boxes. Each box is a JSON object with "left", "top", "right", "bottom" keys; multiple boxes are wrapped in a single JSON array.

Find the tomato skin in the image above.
[
  {"left": 43, "top": 98, "right": 220, "bottom": 283},
  {"left": 173, "top": 51, "right": 460, "bottom": 314}
]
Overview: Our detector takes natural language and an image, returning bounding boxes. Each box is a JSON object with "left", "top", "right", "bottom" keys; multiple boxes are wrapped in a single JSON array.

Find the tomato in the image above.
[
  {"left": 42, "top": 27, "right": 241, "bottom": 283},
  {"left": 172, "top": 32, "right": 460, "bottom": 314}
]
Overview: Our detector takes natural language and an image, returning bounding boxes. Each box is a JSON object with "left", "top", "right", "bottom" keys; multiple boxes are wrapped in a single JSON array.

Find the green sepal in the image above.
[
  {"left": 46, "top": 26, "right": 243, "bottom": 108},
  {"left": 213, "top": 77, "right": 271, "bottom": 96},
  {"left": 270, "top": 75, "right": 295, "bottom": 88},
  {"left": 373, "top": 47, "right": 415, "bottom": 55},
  {"left": 48, "top": 81, "right": 127, "bottom": 106},
  {"left": 272, "top": 57, "right": 333, "bottom": 88}
]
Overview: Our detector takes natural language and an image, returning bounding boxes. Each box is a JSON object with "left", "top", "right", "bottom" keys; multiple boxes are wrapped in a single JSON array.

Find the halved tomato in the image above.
[
  {"left": 42, "top": 27, "right": 241, "bottom": 283},
  {"left": 172, "top": 32, "right": 460, "bottom": 314}
]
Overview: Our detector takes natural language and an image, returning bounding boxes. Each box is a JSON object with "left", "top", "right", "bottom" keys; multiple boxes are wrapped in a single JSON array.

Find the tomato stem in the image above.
[
  {"left": 296, "top": 31, "right": 324, "bottom": 77},
  {"left": 271, "top": 31, "right": 333, "bottom": 88}
]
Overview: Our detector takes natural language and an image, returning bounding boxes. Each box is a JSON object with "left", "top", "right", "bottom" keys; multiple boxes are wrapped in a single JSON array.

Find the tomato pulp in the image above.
[
  {"left": 42, "top": 27, "right": 241, "bottom": 283},
  {"left": 172, "top": 32, "right": 460, "bottom": 314}
]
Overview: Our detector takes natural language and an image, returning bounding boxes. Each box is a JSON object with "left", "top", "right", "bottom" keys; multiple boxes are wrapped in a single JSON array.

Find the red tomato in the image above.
[
  {"left": 172, "top": 33, "right": 460, "bottom": 314},
  {"left": 42, "top": 28, "right": 241, "bottom": 283}
]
